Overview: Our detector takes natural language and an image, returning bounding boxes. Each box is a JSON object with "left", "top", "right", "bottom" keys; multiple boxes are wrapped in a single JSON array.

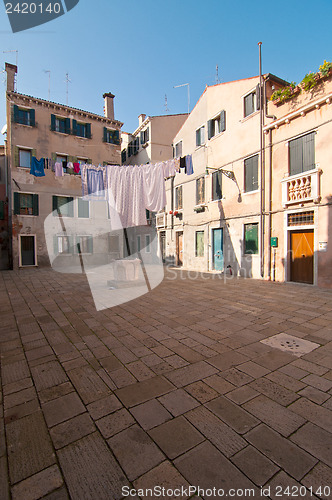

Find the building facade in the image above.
[
  {"left": 157, "top": 74, "right": 286, "bottom": 277},
  {"left": 4, "top": 63, "right": 123, "bottom": 269},
  {"left": 263, "top": 72, "right": 332, "bottom": 288}
]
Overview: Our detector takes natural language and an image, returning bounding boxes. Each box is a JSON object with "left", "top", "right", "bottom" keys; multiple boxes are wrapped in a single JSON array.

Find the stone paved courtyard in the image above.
[{"left": 0, "top": 268, "right": 332, "bottom": 499}]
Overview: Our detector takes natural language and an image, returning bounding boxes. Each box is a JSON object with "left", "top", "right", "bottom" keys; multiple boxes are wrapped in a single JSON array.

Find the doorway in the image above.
[
  {"left": 19, "top": 235, "right": 37, "bottom": 267},
  {"left": 212, "top": 228, "right": 224, "bottom": 271},
  {"left": 159, "top": 231, "right": 166, "bottom": 263},
  {"left": 290, "top": 230, "right": 314, "bottom": 284},
  {"left": 176, "top": 231, "right": 183, "bottom": 266}
]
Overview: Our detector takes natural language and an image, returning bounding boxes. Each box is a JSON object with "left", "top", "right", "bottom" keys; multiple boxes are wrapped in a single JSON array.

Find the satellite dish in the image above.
[{"left": 1, "top": 124, "right": 7, "bottom": 135}]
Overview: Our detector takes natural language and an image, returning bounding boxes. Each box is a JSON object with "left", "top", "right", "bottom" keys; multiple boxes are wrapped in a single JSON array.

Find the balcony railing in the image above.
[
  {"left": 281, "top": 167, "right": 321, "bottom": 208},
  {"left": 156, "top": 213, "right": 167, "bottom": 228}
]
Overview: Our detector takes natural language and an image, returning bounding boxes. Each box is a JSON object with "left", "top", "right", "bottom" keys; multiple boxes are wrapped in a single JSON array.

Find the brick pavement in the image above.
[{"left": 0, "top": 268, "right": 332, "bottom": 499}]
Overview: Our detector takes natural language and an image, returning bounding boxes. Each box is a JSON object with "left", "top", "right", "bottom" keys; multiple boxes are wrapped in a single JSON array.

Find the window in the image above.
[
  {"left": 244, "top": 91, "right": 257, "bottom": 117},
  {"left": 72, "top": 120, "right": 91, "bottom": 139},
  {"left": 137, "top": 235, "right": 141, "bottom": 252},
  {"left": 13, "top": 192, "right": 38, "bottom": 216},
  {"left": 121, "top": 149, "right": 127, "bottom": 164},
  {"left": 175, "top": 141, "right": 182, "bottom": 158},
  {"left": 196, "top": 126, "right": 205, "bottom": 147},
  {"left": 212, "top": 171, "right": 222, "bottom": 201},
  {"left": 51, "top": 115, "right": 70, "bottom": 134},
  {"left": 52, "top": 196, "right": 74, "bottom": 217},
  {"left": 127, "top": 137, "right": 139, "bottom": 157},
  {"left": 244, "top": 155, "right": 259, "bottom": 192},
  {"left": 288, "top": 211, "right": 314, "bottom": 226},
  {"left": 103, "top": 127, "right": 120, "bottom": 144},
  {"left": 195, "top": 231, "right": 204, "bottom": 257},
  {"left": 20, "top": 235, "right": 36, "bottom": 266},
  {"left": 19, "top": 149, "right": 32, "bottom": 168},
  {"left": 56, "top": 154, "right": 67, "bottom": 165},
  {"left": 57, "top": 235, "right": 71, "bottom": 254},
  {"left": 289, "top": 132, "right": 315, "bottom": 176},
  {"left": 208, "top": 111, "right": 226, "bottom": 139},
  {"left": 77, "top": 157, "right": 88, "bottom": 166},
  {"left": 108, "top": 235, "right": 120, "bottom": 255},
  {"left": 13, "top": 105, "right": 35, "bottom": 127},
  {"left": 78, "top": 198, "right": 89, "bottom": 218},
  {"left": 145, "top": 234, "right": 151, "bottom": 253},
  {"left": 196, "top": 177, "right": 205, "bottom": 205},
  {"left": 244, "top": 223, "right": 259, "bottom": 254},
  {"left": 0, "top": 200, "right": 4, "bottom": 220},
  {"left": 76, "top": 235, "right": 93, "bottom": 254},
  {"left": 140, "top": 128, "right": 149, "bottom": 145},
  {"left": 175, "top": 185, "right": 183, "bottom": 210}
]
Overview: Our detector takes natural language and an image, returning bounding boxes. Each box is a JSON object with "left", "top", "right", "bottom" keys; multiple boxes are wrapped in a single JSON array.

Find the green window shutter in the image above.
[
  {"left": 103, "top": 127, "right": 107, "bottom": 142},
  {"left": 87, "top": 158, "right": 92, "bottom": 164},
  {"left": 65, "top": 118, "right": 71, "bottom": 134},
  {"left": 207, "top": 120, "right": 213, "bottom": 140},
  {"left": 212, "top": 171, "right": 222, "bottom": 200},
  {"left": 256, "top": 84, "right": 261, "bottom": 111},
  {"left": 51, "top": 114, "right": 56, "bottom": 131},
  {"left": 31, "top": 148, "right": 37, "bottom": 159},
  {"left": 53, "top": 235, "right": 58, "bottom": 255},
  {"left": 13, "top": 146, "right": 19, "bottom": 168},
  {"left": 245, "top": 223, "right": 258, "bottom": 254},
  {"left": 67, "top": 197, "right": 74, "bottom": 217},
  {"left": 51, "top": 152, "right": 57, "bottom": 161},
  {"left": 32, "top": 194, "right": 39, "bottom": 216},
  {"left": 146, "top": 127, "right": 149, "bottom": 142},
  {"left": 220, "top": 110, "right": 226, "bottom": 132},
  {"left": 78, "top": 198, "right": 89, "bottom": 218},
  {"left": 52, "top": 196, "right": 57, "bottom": 213},
  {"left": 86, "top": 123, "right": 91, "bottom": 139},
  {"left": 13, "top": 105, "right": 19, "bottom": 123},
  {"left": 88, "top": 236, "right": 93, "bottom": 254},
  {"left": 68, "top": 235, "right": 74, "bottom": 254},
  {"left": 115, "top": 130, "right": 120, "bottom": 144},
  {"left": 29, "top": 109, "right": 35, "bottom": 127},
  {"left": 0, "top": 200, "right": 4, "bottom": 220},
  {"left": 14, "top": 192, "right": 20, "bottom": 214},
  {"left": 72, "top": 119, "right": 77, "bottom": 136},
  {"left": 140, "top": 131, "right": 144, "bottom": 144},
  {"left": 302, "top": 132, "right": 315, "bottom": 172},
  {"left": 196, "top": 129, "right": 200, "bottom": 147}
]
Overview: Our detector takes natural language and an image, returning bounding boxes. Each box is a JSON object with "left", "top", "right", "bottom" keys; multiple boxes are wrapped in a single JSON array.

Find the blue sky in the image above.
[{"left": 0, "top": 0, "right": 332, "bottom": 144}]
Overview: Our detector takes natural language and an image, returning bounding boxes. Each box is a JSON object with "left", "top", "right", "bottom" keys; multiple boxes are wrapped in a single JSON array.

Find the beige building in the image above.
[
  {"left": 4, "top": 63, "right": 123, "bottom": 269},
  {"left": 263, "top": 70, "right": 332, "bottom": 288},
  {"left": 158, "top": 74, "right": 286, "bottom": 277},
  {"left": 121, "top": 113, "right": 188, "bottom": 166}
]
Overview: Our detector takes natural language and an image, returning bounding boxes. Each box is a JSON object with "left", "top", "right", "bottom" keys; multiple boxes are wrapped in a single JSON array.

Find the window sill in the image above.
[
  {"left": 240, "top": 110, "right": 260, "bottom": 123},
  {"left": 195, "top": 144, "right": 206, "bottom": 151},
  {"left": 14, "top": 122, "right": 34, "bottom": 128},
  {"left": 208, "top": 131, "right": 225, "bottom": 142},
  {"left": 17, "top": 214, "right": 36, "bottom": 217},
  {"left": 51, "top": 130, "right": 70, "bottom": 136},
  {"left": 242, "top": 189, "right": 259, "bottom": 196}
]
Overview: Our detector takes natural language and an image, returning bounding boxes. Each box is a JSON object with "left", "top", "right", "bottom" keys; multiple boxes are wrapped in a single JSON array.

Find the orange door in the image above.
[
  {"left": 176, "top": 232, "right": 183, "bottom": 266},
  {"left": 290, "top": 230, "right": 314, "bottom": 284}
]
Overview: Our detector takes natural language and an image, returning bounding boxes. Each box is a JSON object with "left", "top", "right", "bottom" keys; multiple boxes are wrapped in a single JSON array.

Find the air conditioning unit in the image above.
[{"left": 156, "top": 213, "right": 166, "bottom": 228}]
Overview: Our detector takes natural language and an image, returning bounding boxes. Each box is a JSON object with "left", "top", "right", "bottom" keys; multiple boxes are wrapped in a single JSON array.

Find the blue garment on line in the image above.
[
  {"left": 30, "top": 157, "right": 45, "bottom": 177},
  {"left": 185, "top": 154, "right": 194, "bottom": 175},
  {"left": 86, "top": 168, "right": 105, "bottom": 197}
]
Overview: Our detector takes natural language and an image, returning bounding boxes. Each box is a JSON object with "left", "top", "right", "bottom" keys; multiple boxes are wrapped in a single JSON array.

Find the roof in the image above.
[{"left": 7, "top": 91, "right": 124, "bottom": 127}]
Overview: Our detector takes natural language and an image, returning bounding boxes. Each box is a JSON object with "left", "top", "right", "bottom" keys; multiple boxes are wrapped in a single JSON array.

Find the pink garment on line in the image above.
[
  {"left": 54, "top": 162, "right": 64, "bottom": 177},
  {"left": 73, "top": 162, "right": 80, "bottom": 173}
]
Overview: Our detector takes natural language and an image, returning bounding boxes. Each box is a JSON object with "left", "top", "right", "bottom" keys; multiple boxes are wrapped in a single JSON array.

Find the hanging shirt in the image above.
[
  {"left": 174, "top": 157, "right": 181, "bottom": 172},
  {"left": 180, "top": 156, "right": 186, "bottom": 170},
  {"left": 81, "top": 164, "right": 106, "bottom": 200},
  {"left": 54, "top": 162, "right": 64, "bottom": 177},
  {"left": 162, "top": 159, "right": 176, "bottom": 178},
  {"left": 30, "top": 157, "right": 45, "bottom": 177},
  {"left": 73, "top": 162, "right": 80, "bottom": 174},
  {"left": 185, "top": 154, "right": 194, "bottom": 175}
]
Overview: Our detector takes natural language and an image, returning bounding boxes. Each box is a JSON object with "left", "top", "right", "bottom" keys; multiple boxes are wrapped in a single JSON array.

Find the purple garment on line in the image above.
[{"left": 185, "top": 154, "right": 193, "bottom": 175}]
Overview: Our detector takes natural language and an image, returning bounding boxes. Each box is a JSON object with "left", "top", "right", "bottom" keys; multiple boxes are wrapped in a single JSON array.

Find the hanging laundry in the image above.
[
  {"left": 106, "top": 165, "right": 146, "bottom": 229},
  {"left": 174, "top": 157, "right": 180, "bottom": 172},
  {"left": 30, "top": 157, "right": 45, "bottom": 177},
  {"left": 180, "top": 156, "right": 186, "bottom": 170},
  {"left": 73, "top": 162, "right": 80, "bottom": 174},
  {"left": 81, "top": 164, "right": 106, "bottom": 200},
  {"left": 54, "top": 162, "right": 64, "bottom": 177},
  {"left": 142, "top": 163, "right": 166, "bottom": 212},
  {"left": 162, "top": 159, "right": 176, "bottom": 178},
  {"left": 185, "top": 154, "right": 194, "bottom": 175}
]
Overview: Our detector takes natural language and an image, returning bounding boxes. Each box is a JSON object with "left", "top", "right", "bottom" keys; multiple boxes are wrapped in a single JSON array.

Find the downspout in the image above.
[
  {"left": 258, "top": 42, "right": 264, "bottom": 278},
  {"left": 267, "top": 128, "right": 273, "bottom": 280},
  {"left": 6, "top": 97, "right": 13, "bottom": 270}
]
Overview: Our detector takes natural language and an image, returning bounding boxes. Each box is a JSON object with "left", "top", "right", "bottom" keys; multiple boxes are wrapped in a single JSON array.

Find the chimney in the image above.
[
  {"left": 138, "top": 114, "right": 146, "bottom": 126},
  {"left": 103, "top": 92, "right": 115, "bottom": 120},
  {"left": 5, "top": 62, "right": 17, "bottom": 92}
]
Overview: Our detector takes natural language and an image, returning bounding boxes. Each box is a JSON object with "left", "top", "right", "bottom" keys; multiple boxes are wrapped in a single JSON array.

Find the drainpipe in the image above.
[
  {"left": 258, "top": 42, "right": 264, "bottom": 278},
  {"left": 267, "top": 128, "right": 273, "bottom": 279}
]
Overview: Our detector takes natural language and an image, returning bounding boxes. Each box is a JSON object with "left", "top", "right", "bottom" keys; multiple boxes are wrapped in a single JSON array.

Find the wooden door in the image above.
[
  {"left": 159, "top": 232, "right": 166, "bottom": 263},
  {"left": 176, "top": 232, "right": 183, "bottom": 266},
  {"left": 20, "top": 235, "right": 36, "bottom": 266},
  {"left": 290, "top": 230, "right": 314, "bottom": 284}
]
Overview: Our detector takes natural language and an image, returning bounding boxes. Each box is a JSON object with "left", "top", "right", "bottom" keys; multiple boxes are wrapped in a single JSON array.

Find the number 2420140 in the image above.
[{"left": 6, "top": 3, "right": 62, "bottom": 14}]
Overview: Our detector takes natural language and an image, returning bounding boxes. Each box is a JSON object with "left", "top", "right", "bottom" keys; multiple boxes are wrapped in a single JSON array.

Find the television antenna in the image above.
[
  {"left": 65, "top": 72, "right": 71, "bottom": 105},
  {"left": 44, "top": 70, "right": 51, "bottom": 101},
  {"left": 164, "top": 94, "right": 169, "bottom": 113},
  {"left": 174, "top": 82, "right": 190, "bottom": 114}
]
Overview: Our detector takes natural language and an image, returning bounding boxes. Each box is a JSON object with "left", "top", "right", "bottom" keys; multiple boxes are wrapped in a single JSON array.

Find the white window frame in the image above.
[
  {"left": 196, "top": 125, "right": 205, "bottom": 148},
  {"left": 19, "top": 147, "right": 32, "bottom": 169},
  {"left": 76, "top": 235, "right": 93, "bottom": 255},
  {"left": 243, "top": 89, "right": 258, "bottom": 118}
]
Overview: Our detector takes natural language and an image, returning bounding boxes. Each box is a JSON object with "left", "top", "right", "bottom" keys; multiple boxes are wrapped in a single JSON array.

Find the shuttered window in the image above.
[
  {"left": 196, "top": 126, "right": 205, "bottom": 147},
  {"left": 244, "top": 155, "right": 259, "bottom": 192},
  {"left": 19, "top": 149, "right": 32, "bottom": 168},
  {"left": 244, "top": 92, "right": 256, "bottom": 117},
  {"left": 0, "top": 200, "right": 4, "bottom": 220},
  {"left": 175, "top": 141, "right": 182, "bottom": 157},
  {"left": 13, "top": 105, "right": 35, "bottom": 126},
  {"left": 76, "top": 235, "right": 93, "bottom": 254},
  {"left": 13, "top": 193, "right": 38, "bottom": 216},
  {"left": 121, "top": 149, "right": 127, "bottom": 164},
  {"left": 52, "top": 196, "right": 74, "bottom": 217},
  {"left": 77, "top": 198, "right": 89, "bottom": 218},
  {"left": 208, "top": 110, "right": 226, "bottom": 139},
  {"left": 140, "top": 128, "right": 149, "bottom": 145},
  {"left": 72, "top": 121, "right": 91, "bottom": 139},
  {"left": 289, "top": 132, "right": 315, "bottom": 176},
  {"left": 175, "top": 185, "right": 183, "bottom": 210},
  {"left": 212, "top": 171, "right": 222, "bottom": 201},
  {"left": 103, "top": 128, "right": 120, "bottom": 145},
  {"left": 195, "top": 231, "right": 204, "bottom": 257},
  {"left": 196, "top": 177, "right": 205, "bottom": 205},
  {"left": 244, "top": 223, "right": 259, "bottom": 254}
]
